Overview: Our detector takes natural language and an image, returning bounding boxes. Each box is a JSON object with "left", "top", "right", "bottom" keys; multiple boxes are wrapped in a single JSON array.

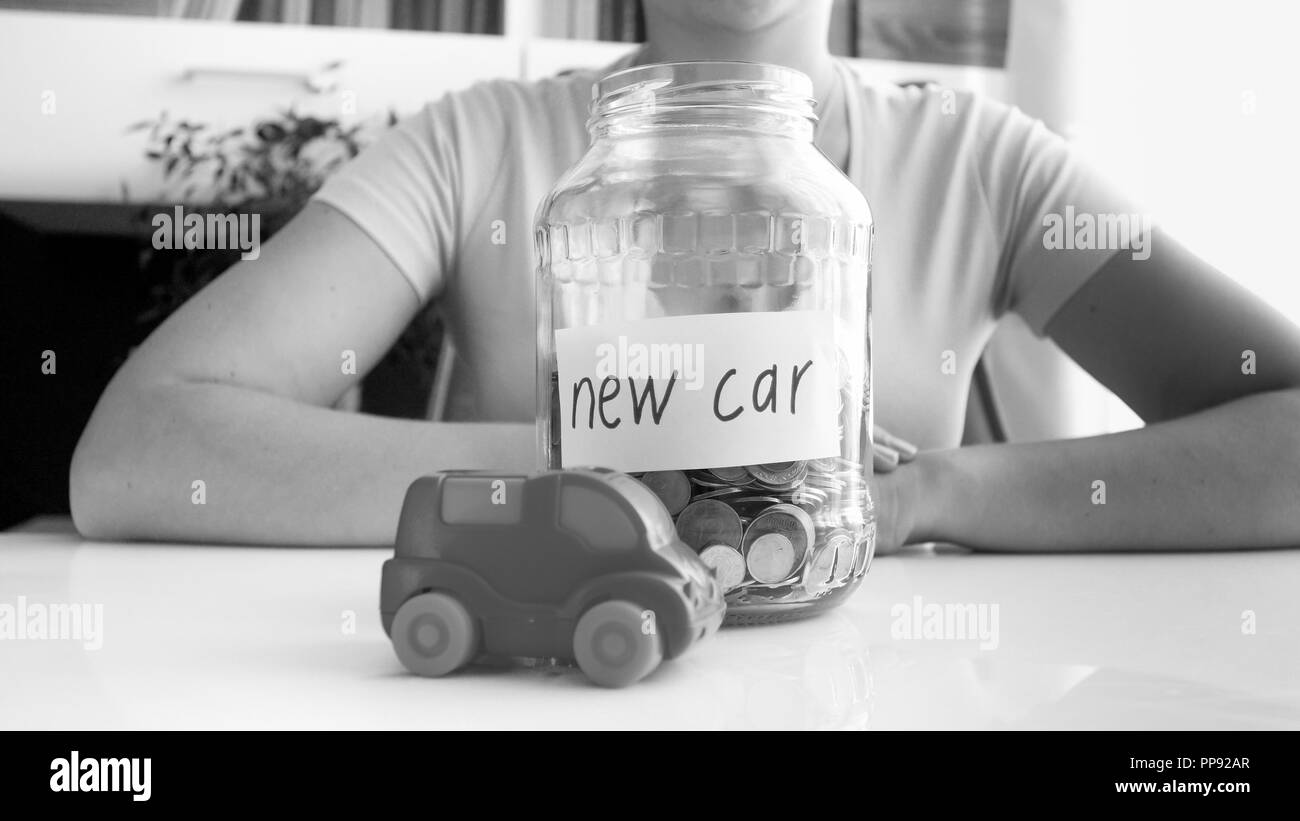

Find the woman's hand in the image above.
[
  {"left": 871, "top": 425, "right": 917, "bottom": 473},
  {"left": 866, "top": 426, "right": 924, "bottom": 554}
]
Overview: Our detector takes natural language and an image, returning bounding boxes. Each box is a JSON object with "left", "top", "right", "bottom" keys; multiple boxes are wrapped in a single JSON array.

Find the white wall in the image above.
[
  {"left": 992, "top": 0, "right": 1300, "bottom": 439},
  {"left": 522, "top": 37, "right": 634, "bottom": 81},
  {"left": 0, "top": 10, "right": 517, "bottom": 202},
  {"left": 1044, "top": 0, "right": 1300, "bottom": 325}
]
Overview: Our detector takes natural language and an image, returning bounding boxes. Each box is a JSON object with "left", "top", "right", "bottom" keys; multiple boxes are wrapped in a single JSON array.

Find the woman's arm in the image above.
[
  {"left": 69, "top": 202, "right": 533, "bottom": 546},
  {"left": 880, "top": 231, "right": 1300, "bottom": 552}
]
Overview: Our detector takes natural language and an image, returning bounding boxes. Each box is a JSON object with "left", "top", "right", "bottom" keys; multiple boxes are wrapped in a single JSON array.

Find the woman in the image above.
[{"left": 70, "top": 0, "right": 1300, "bottom": 552}]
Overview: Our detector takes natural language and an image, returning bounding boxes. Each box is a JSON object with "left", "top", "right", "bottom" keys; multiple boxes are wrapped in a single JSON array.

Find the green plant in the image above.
[
  {"left": 130, "top": 99, "right": 395, "bottom": 325},
  {"left": 127, "top": 99, "right": 441, "bottom": 417},
  {"left": 130, "top": 104, "right": 395, "bottom": 209}
]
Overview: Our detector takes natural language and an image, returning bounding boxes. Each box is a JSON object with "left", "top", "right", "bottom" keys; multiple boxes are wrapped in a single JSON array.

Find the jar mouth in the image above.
[{"left": 590, "top": 60, "right": 817, "bottom": 130}]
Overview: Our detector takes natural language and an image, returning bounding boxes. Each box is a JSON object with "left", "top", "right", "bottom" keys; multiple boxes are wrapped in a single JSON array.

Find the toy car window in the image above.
[
  {"left": 559, "top": 484, "right": 636, "bottom": 551},
  {"left": 603, "top": 474, "right": 678, "bottom": 549},
  {"left": 440, "top": 477, "right": 524, "bottom": 525}
]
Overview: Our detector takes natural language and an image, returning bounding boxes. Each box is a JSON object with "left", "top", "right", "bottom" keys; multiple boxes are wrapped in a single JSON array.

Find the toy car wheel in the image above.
[
  {"left": 573, "top": 600, "right": 663, "bottom": 688},
  {"left": 391, "top": 592, "right": 478, "bottom": 677}
]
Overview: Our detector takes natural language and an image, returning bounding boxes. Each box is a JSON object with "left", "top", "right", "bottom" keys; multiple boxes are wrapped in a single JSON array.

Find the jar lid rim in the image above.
[
  {"left": 595, "top": 59, "right": 811, "bottom": 99},
  {"left": 592, "top": 60, "right": 815, "bottom": 121}
]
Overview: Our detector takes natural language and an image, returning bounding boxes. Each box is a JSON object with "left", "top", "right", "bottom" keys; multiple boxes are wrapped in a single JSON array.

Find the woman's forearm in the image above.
[
  {"left": 914, "top": 388, "right": 1300, "bottom": 551},
  {"left": 70, "top": 380, "right": 534, "bottom": 546}
]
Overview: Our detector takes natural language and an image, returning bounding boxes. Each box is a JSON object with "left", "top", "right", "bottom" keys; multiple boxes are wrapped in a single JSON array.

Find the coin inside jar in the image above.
[
  {"left": 686, "top": 468, "right": 729, "bottom": 485},
  {"left": 637, "top": 470, "right": 691, "bottom": 515},
  {"left": 699, "top": 544, "right": 746, "bottom": 592},
  {"left": 746, "top": 533, "right": 798, "bottom": 584},
  {"left": 690, "top": 487, "right": 746, "bottom": 502},
  {"left": 708, "top": 466, "right": 750, "bottom": 484},
  {"left": 742, "top": 503, "right": 815, "bottom": 568},
  {"left": 745, "top": 461, "right": 807, "bottom": 488},
  {"left": 730, "top": 496, "right": 786, "bottom": 519},
  {"left": 675, "top": 500, "right": 744, "bottom": 552}
]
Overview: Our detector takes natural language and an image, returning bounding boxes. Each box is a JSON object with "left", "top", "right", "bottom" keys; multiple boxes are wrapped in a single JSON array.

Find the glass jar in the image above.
[{"left": 534, "top": 61, "right": 875, "bottom": 624}]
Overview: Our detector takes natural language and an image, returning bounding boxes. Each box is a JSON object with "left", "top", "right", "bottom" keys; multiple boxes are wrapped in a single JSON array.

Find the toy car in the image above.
[{"left": 381, "top": 468, "right": 726, "bottom": 687}]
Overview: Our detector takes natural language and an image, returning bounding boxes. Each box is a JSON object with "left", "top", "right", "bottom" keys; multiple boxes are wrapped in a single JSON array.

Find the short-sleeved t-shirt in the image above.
[{"left": 313, "top": 55, "right": 1127, "bottom": 448}]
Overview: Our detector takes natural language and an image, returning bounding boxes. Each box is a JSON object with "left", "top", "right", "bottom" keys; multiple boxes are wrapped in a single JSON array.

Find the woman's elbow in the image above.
[
  {"left": 68, "top": 385, "right": 145, "bottom": 540},
  {"left": 69, "top": 427, "right": 123, "bottom": 540}
]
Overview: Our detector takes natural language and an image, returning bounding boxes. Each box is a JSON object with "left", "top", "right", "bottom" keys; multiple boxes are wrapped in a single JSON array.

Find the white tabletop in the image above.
[{"left": 2, "top": 527, "right": 1296, "bottom": 730}]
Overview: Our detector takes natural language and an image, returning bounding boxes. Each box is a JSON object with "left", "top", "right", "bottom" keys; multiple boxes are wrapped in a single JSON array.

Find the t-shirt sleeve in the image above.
[
  {"left": 973, "top": 99, "right": 1143, "bottom": 335},
  {"left": 311, "top": 92, "right": 465, "bottom": 303}
]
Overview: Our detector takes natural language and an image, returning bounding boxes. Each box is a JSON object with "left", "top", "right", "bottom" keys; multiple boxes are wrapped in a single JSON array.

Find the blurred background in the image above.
[{"left": 1, "top": 0, "right": 1296, "bottom": 529}]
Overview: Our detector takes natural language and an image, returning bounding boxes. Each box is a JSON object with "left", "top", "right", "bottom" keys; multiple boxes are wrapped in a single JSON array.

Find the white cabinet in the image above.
[{"left": 0, "top": 11, "right": 517, "bottom": 201}]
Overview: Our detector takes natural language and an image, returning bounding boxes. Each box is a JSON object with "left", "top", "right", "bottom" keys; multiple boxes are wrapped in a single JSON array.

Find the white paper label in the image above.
[{"left": 555, "top": 311, "right": 840, "bottom": 472}]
